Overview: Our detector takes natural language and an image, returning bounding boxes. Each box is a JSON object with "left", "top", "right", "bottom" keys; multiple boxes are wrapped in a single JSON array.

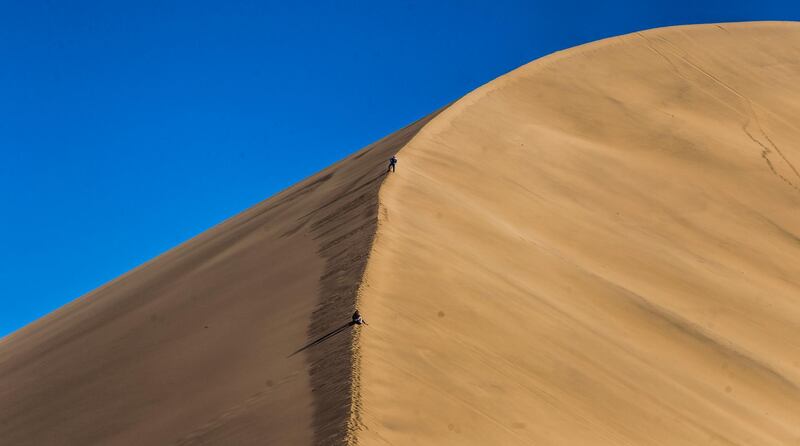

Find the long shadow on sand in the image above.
[{"left": 289, "top": 322, "right": 355, "bottom": 357}]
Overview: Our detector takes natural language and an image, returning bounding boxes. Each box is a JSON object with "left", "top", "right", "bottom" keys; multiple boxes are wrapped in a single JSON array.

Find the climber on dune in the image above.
[
  {"left": 352, "top": 310, "right": 367, "bottom": 325},
  {"left": 387, "top": 155, "right": 397, "bottom": 173}
]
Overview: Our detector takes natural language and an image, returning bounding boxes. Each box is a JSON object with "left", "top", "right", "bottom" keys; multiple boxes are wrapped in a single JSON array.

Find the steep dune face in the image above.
[
  {"left": 358, "top": 22, "right": 800, "bottom": 445},
  {"left": 0, "top": 113, "right": 437, "bottom": 445}
]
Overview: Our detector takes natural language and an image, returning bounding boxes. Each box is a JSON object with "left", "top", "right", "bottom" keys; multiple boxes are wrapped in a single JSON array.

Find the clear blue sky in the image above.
[{"left": 1, "top": 1, "right": 797, "bottom": 336}]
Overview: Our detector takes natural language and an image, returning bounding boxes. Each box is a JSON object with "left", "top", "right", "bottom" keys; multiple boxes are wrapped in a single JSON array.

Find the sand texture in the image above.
[{"left": 357, "top": 22, "right": 800, "bottom": 445}]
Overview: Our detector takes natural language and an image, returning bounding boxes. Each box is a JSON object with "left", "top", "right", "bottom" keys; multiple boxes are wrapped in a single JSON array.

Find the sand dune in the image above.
[
  {"left": 356, "top": 22, "right": 800, "bottom": 445},
  {"left": 3, "top": 21, "right": 800, "bottom": 446}
]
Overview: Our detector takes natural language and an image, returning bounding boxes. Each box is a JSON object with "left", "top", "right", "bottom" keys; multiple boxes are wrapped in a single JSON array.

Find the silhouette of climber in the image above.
[
  {"left": 387, "top": 155, "right": 397, "bottom": 173},
  {"left": 352, "top": 310, "right": 367, "bottom": 325},
  {"left": 290, "top": 312, "right": 365, "bottom": 357}
]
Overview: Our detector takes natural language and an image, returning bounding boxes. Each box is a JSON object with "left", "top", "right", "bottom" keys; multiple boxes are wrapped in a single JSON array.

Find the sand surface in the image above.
[
  {"left": 357, "top": 22, "right": 800, "bottom": 445},
  {"left": 0, "top": 112, "right": 437, "bottom": 445}
]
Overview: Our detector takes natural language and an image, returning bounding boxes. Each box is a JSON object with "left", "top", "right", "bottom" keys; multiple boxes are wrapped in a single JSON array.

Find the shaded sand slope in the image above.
[
  {"left": 358, "top": 22, "right": 800, "bottom": 445},
  {"left": 0, "top": 112, "right": 438, "bottom": 445}
]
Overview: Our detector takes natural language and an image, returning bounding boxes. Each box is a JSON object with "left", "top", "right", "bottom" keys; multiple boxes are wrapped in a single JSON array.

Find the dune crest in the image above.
[{"left": 356, "top": 22, "right": 800, "bottom": 445}]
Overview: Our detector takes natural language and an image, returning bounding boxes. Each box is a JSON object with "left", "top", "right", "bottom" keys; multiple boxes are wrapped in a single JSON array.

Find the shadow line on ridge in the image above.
[{"left": 289, "top": 322, "right": 354, "bottom": 357}]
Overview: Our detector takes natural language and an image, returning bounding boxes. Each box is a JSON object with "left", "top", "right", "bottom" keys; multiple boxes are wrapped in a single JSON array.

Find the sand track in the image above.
[{"left": 0, "top": 107, "right": 441, "bottom": 445}]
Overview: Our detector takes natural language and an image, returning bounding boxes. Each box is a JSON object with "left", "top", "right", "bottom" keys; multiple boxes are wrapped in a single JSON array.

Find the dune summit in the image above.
[{"left": 2, "top": 21, "right": 800, "bottom": 446}]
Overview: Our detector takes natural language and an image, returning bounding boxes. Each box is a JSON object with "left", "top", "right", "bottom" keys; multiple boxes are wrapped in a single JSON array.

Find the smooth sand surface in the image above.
[
  {"left": 357, "top": 22, "right": 800, "bottom": 445},
  {"left": 0, "top": 112, "right": 437, "bottom": 445}
]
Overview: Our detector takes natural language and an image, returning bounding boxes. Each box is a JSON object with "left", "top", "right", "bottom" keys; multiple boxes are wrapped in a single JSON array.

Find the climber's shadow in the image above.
[{"left": 289, "top": 322, "right": 354, "bottom": 357}]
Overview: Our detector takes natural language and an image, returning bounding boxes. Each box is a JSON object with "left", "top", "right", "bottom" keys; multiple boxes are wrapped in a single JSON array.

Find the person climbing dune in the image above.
[
  {"left": 387, "top": 155, "right": 397, "bottom": 173},
  {"left": 352, "top": 310, "right": 367, "bottom": 325}
]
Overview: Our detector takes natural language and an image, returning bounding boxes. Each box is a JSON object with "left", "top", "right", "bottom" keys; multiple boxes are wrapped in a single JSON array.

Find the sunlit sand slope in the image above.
[
  {"left": 0, "top": 113, "right": 438, "bottom": 445},
  {"left": 358, "top": 22, "right": 800, "bottom": 445}
]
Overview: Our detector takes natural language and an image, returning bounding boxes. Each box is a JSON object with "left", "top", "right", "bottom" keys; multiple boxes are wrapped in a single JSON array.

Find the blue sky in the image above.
[{"left": 1, "top": 1, "right": 798, "bottom": 336}]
